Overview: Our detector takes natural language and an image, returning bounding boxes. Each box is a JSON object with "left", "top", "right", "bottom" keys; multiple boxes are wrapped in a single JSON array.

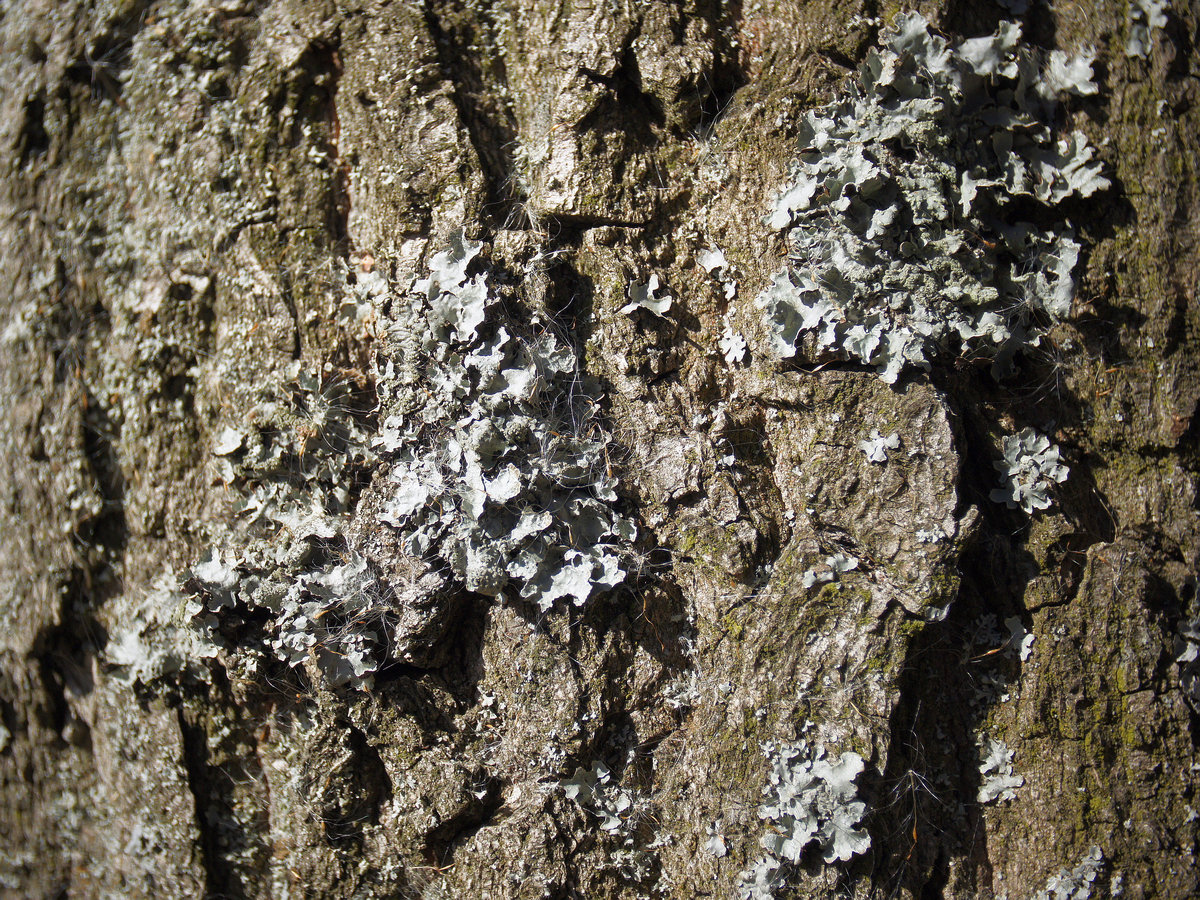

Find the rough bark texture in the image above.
[{"left": 1, "top": 1, "right": 1198, "bottom": 898}]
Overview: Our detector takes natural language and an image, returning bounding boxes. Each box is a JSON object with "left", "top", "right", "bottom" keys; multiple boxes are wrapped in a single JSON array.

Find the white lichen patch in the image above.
[
  {"left": 860, "top": 429, "right": 900, "bottom": 463},
  {"left": 757, "top": 13, "right": 1107, "bottom": 383},
  {"left": 1034, "top": 845, "right": 1105, "bottom": 899},
  {"left": 700, "top": 244, "right": 738, "bottom": 299},
  {"left": 801, "top": 553, "right": 859, "bottom": 589},
  {"left": 720, "top": 317, "right": 748, "bottom": 364},
  {"left": 704, "top": 821, "right": 728, "bottom": 857},
  {"left": 737, "top": 740, "right": 871, "bottom": 899},
  {"left": 560, "top": 761, "right": 636, "bottom": 833},
  {"left": 1004, "top": 615, "right": 1036, "bottom": 662},
  {"left": 1126, "top": 0, "right": 1169, "bottom": 58},
  {"left": 104, "top": 575, "right": 221, "bottom": 684},
  {"left": 698, "top": 247, "right": 727, "bottom": 273},
  {"left": 138, "top": 230, "right": 641, "bottom": 690},
  {"left": 990, "top": 427, "right": 1069, "bottom": 514},
  {"left": 977, "top": 737, "right": 1024, "bottom": 803},
  {"left": 620, "top": 273, "right": 673, "bottom": 316},
  {"left": 369, "top": 235, "right": 637, "bottom": 609},
  {"left": 1174, "top": 608, "right": 1200, "bottom": 711}
]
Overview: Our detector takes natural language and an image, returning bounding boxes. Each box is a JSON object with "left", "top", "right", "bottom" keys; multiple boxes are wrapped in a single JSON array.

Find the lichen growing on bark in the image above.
[
  {"left": 2, "top": 1, "right": 1199, "bottom": 898},
  {"left": 758, "top": 13, "right": 1106, "bottom": 382}
]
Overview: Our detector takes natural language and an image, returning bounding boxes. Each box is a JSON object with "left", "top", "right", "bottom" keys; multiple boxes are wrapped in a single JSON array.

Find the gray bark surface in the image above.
[{"left": 1, "top": 1, "right": 1198, "bottom": 897}]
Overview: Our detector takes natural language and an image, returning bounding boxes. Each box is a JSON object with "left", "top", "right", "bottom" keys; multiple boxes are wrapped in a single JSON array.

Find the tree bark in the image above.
[{"left": 1, "top": 1, "right": 1198, "bottom": 898}]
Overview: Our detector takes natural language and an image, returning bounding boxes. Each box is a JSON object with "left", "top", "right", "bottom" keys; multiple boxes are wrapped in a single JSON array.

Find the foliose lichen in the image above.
[
  {"left": 620, "top": 273, "right": 673, "bottom": 316},
  {"left": 141, "top": 361, "right": 388, "bottom": 689},
  {"left": 1174, "top": 607, "right": 1200, "bottom": 711},
  {"left": 1125, "top": 0, "right": 1169, "bottom": 58},
  {"left": 859, "top": 428, "right": 900, "bottom": 463},
  {"left": 720, "top": 316, "right": 749, "bottom": 364},
  {"left": 977, "top": 737, "right": 1024, "bottom": 803},
  {"left": 737, "top": 740, "right": 871, "bottom": 899},
  {"left": 104, "top": 575, "right": 221, "bottom": 684},
  {"left": 367, "top": 231, "right": 637, "bottom": 610},
  {"left": 560, "top": 760, "right": 637, "bottom": 833},
  {"left": 758, "top": 13, "right": 1107, "bottom": 383},
  {"left": 1033, "top": 845, "right": 1105, "bottom": 900},
  {"left": 990, "top": 427, "right": 1069, "bottom": 514},
  {"left": 800, "top": 552, "right": 859, "bottom": 590},
  {"left": 115, "top": 231, "right": 637, "bottom": 690}
]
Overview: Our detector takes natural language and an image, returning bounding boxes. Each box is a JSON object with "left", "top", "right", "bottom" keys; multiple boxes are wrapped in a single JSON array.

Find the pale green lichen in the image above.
[
  {"left": 990, "top": 427, "right": 1069, "bottom": 514},
  {"left": 977, "top": 737, "right": 1024, "bottom": 803},
  {"left": 122, "top": 230, "right": 638, "bottom": 690},
  {"left": 758, "top": 14, "right": 1107, "bottom": 383},
  {"left": 368, "top": 231, "right": 636, "bottom": 609},
  {"left": 1033, "top": 845, "right": 1105, "bottom": 899},
  {"left": 737, "top": 738, "right": 871, "bottom": 899}
]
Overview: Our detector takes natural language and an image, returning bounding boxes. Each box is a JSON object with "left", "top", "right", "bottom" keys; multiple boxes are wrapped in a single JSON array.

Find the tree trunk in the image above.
[{"left": 2, "top": 1, "right": 1197, "bottom": 897}]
